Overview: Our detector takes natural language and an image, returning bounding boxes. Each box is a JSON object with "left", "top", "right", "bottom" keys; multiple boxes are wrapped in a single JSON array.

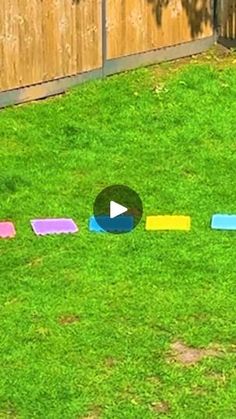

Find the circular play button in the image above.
[{"left": 93, "top": 185, "right": 143, "bottom": 233}]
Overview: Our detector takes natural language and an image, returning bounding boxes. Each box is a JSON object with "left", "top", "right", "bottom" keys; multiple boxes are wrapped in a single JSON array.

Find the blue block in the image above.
[
  {"left": 89, "top": 216, "right": 106, "bottom": 232},
  {"left": 89, "top": 215, "right": 134, "bottom": 233},
  {"left": 211, "top": 214, "right": 236, "bottom": 231}
]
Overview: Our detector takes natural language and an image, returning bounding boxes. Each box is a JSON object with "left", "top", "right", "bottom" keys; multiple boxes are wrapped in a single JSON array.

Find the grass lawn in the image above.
[{"left": 0, "top": 46, "right": 236, "bottom": 418}]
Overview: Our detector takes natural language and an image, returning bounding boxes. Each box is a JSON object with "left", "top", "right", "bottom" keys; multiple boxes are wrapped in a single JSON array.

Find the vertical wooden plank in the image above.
[
  {"left": 221, "top": 0, "right": 226, "bottom": 37},
  {"left": 58, "top": 0, "right": 76, "bottom": 76},
  {"left": 233, "top": 1, "right": 236, "bottom": 40},
  {"left": 71, "top": 0, "right": 77, "bottom": 75},
  {"left": 18, "top": 0, "right": 28, "bottom": 87},
  {"left": 16, "top": 0, "right": 44, "bottom": 87},
  {"left": 0, "top": 0, "right": 7, "bottom": 89},
  {"left": 41, "top": 0, "right": 62, "bottom": 81},
  {"left": 61, "top": 0, "right": 70, "bottom": 76},
  {"left": 168, "top": 0, "right": 179, "bottom": 46},
  {"left": 76, "top": 0, "right": 83, "bottom": 73},
  {"left": 89, "top": 0, "right": 102, "bottom": 70},
  {"left": 81, "top": 0, "right": 90, "bottom": 70},
  {"left": 229, "top": 0, "right": 233, "bottom": 38},
  {"left": 1, "top": 0, "right": 20, "bottom": 90},
  {"left": 106, "top": 0, "right": 123, "bottom": 60},
  {"left": 220, "top": 0, "right": 236, "bottom": 40},
  {"left": 29, "top": 0, "right": 43, "bottom": 85},
  {"left": 76, "top": 0, "right": 102, "bottom": 73}
]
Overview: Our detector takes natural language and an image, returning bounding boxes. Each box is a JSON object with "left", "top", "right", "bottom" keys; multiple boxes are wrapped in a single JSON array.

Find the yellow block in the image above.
[{"left": 146, "top": 215, "right": 191, "bottom": 231}]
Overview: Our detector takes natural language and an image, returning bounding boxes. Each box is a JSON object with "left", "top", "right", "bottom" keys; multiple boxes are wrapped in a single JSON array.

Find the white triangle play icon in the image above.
[{"left": 110, "top": 201, "right": 128, "bottom": 219}]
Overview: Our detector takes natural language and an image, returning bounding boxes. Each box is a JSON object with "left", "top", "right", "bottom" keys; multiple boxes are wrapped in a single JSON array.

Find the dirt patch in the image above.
[
  {"left": 191, "top": 386, "right": 208, "bottom": 396},
  {"left": 0, "top": 403, "right": 18, "bottom": 418},
  {"left": 28, "top": 257, "right": 43, "bottom": 267},
  {"left": 58, "top": 314, "right": 80, "bottom": 325},
  {"left": 170, "top": 341, "right": 221, "bottom": 366},
  {"left": 82, "top": 406, "right": 101, "bottom": 419},
  {"left": 151, "top": 401, "right": 170, "bottom": 414},
  {"left": 4, "top": 297, "right": 19, "bottom": 306},
  {"left": 208, "top": 372, "right": 227, "bottom": 384},
  {"left": 153, "top": 44, "right": 236, "bottom": 80},
  {"left": 104, "top": 356, "right": 117, "bottom": 368},
  {"left": 147, "top": 375, "right": 162, "bottom": 386},
  {"left": 82, "top": 415, "right": 99, "bottom": 419}
]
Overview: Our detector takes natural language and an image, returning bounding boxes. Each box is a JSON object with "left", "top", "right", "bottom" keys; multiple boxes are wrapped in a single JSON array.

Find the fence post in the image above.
[
  {"left": 213, "top": 0, "right": 220, "bottom": 36},
  {"left": 102, "top": 0, "right": 107, "bottom": 76}
]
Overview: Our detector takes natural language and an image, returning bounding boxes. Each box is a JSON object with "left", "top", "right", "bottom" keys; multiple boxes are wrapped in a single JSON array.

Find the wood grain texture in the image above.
[
  {"left": 0, "top": 0, "right": 102, "bottom": 91},
  {"left": 0, "top": 0, "right": 215, "bottom": 91},
  {"left": 106, "top": 0, "right": 213, "bottom": 59},
  {"left": 220, "top": 0, "right": 236, "bottom": 39}
]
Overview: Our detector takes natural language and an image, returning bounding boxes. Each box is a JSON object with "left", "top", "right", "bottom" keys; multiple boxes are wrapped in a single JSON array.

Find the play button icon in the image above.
[
  {"left": 93, "top": 185, "right": 143, "bottom": 233},
  {"left": 110, "top": 201, "right": 128, "bottom": 219}
]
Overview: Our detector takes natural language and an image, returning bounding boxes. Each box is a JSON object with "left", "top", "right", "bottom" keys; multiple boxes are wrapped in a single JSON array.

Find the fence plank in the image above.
[
  {"left": 0, "top": 0, "right": 20, "bottom": 90},
  {"left": 106, "top": 0, "right": 213, "bottom": 60},
  {"left": 220, "top": 0, "right": 236, "bottom": 40},
  {"left": 76, "top": 0, "right": 102, "bottom": 73}
]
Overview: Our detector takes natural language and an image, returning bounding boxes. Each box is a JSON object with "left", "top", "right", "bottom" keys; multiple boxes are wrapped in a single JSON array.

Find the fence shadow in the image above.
[{"left": 147, "top": 0, "right": 213, "bottom": 37}]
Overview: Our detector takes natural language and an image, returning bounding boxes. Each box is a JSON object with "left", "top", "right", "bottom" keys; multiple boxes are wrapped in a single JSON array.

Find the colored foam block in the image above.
[
  {"left": 31, "top": 219, "right": 79, "bottom": 236},
  {"left": 89, "top": 216, "right": 106, "bottom": 232},
  {"left": 146, "top": 215, "right": 191, "bottom": 231},
  {"left": 211, "top": 214, "right": 236, "bottom": 230},
  {"left": 89, "top": 215, "right": 134, "bottom": 233},
  {"left": 0, "top": 222, "right": 16, "bottom": 238}
]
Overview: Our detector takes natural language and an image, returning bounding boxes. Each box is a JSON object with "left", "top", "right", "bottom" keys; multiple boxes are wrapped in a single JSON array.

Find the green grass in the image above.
[{"left": 0, "top": 54, "right": 236, "bottom": 418}]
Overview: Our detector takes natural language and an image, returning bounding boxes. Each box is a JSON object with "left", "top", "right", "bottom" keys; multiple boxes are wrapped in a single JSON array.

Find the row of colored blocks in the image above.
[{"left": 0, "top": 214, "right": 236, "bottom": 238}]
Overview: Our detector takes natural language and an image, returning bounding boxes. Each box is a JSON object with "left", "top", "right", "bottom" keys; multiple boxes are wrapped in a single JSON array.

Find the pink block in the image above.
[{"left": 0, "top": 222, "right": 16, "bottom": 238}]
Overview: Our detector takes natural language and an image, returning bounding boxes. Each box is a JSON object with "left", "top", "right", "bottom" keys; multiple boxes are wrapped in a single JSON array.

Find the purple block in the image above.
[{"left": 31, "top": 219, "right": 79, "bottom": 236}]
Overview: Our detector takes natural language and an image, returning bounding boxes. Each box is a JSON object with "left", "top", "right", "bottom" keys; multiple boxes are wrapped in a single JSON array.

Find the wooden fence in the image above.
[
  {"left": 0, "top": 0, "right": 102, "bottom": 91},
  {"left": 0, "top": 0, "right": 215, "bottom": 107},
  {"left": 218, "top": 0, "right": 236, "bottom": 46}
]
